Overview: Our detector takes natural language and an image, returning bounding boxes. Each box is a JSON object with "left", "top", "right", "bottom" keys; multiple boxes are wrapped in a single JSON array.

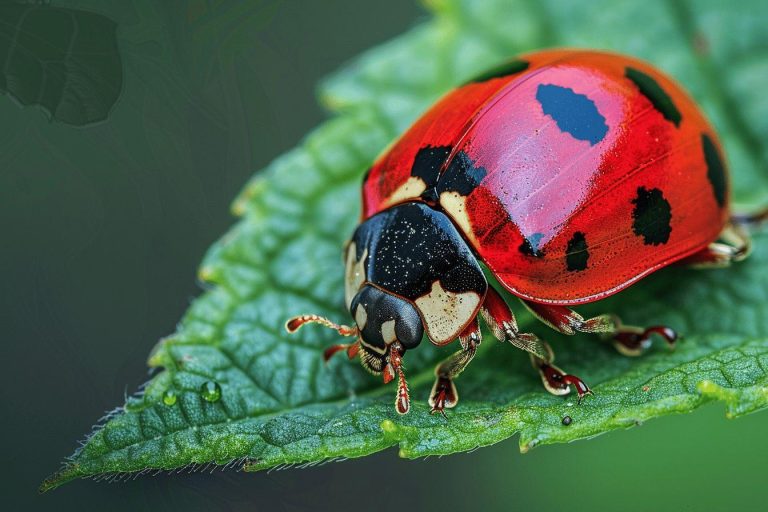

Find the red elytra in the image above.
[
  {"left": 287, "top": 49, "right": 766, "bottom": 415},
  {"left": 363, "top": 49, "right": 728, "bottom": 304}
]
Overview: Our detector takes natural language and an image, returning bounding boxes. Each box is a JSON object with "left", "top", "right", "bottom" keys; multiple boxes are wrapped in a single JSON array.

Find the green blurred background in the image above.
[{"left": 2, "top": 1, "right": 767, "bottom": 510}]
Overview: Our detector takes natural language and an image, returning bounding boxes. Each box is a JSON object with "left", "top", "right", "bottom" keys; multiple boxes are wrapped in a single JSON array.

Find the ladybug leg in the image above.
[
  {"left": 677, "top": 222, "right": 752, "bottom": 268},
  {"left": 479, "top": 286, "right": 550, "bottom": 360},
  {"left": 428, "top": 318, "right": 481, "bottom": 417},
  {"left": 383, "top": 342, "right": 411, "bottom": 415},
  {"left": 521, "top": 300, "right": 677, "bottom": 357},
  {"left": 730, "top": 207, "right": 768, "bottom": 227},
  {"left": 529, "top": 342, "right": 592, "bottom": 402},
  {"left": 479, "top": 286, "right": 592, "bottom": 401}
]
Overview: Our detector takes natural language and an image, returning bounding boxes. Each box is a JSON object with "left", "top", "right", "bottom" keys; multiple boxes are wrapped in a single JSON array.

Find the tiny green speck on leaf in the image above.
[{"left": 41, "top": 0, "right": 768, "bottom": 492}]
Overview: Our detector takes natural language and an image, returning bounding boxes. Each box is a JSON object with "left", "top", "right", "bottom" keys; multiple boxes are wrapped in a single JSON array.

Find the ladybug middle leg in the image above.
[
  {"left": 428, "top": 318, "right": 480, "bottom": 416},
  {"left": 480, "top": 286, "right": 592, "bottom": 401},
  {"left": 679, "top": 208, "right": 768, "bottom": 268},
  {"left": 521, "top": 300, "right": 678, "bottom": 357},
  {"left": 677, "top": 221, "right": 753, "bottom": 268}
]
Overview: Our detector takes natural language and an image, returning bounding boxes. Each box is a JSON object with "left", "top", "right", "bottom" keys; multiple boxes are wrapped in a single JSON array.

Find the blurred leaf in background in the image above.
[
  {"left": 41, "top": 0, "right": 768, "bottom": 491},
  {"left": 0, "top": 2, "right": 122, "bottom": 125}
]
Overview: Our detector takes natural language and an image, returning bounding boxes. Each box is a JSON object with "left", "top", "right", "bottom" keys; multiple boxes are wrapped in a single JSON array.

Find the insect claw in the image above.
[
  {"left": 576, "top": 388, "right": 594, "bottom": 405},
  {"left": 430, "top": 405, "right": 448, "bottom": 419}
]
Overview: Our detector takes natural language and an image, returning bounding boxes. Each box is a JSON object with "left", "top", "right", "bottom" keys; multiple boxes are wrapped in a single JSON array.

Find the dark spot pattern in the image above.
[
  {"left": 536, "top": 84, "right": 608, "bottom": 145},
  {"left": 411, "top": 145, "right": 452, "bottom": 186},
  {"left": 565, "top": 232, "right": 589, "bottom": 271},
  {"left": 519, "top": 232, "right": 546, "bottom": 257},
  {"left": 625, "top": 67, "right": 682, "bottom": 127},
  {"left": 465, "top": 59, "right": 530, "bottom": 84},
  {"left": 438, "top": 150, "right": 488, "bottom": 195},
  {"left": 701, "top": 134, "right": 727, "bottom": 207},
  {"left": 631, "top": 187, "right": 672, "bottom": 245}
]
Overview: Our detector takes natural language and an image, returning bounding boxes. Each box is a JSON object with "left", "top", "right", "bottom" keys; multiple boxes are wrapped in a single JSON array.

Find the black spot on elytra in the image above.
[
  {"left": 701, "top": 134, "right": 727, "bottom": 207},
  {"left": 465, "top": 59, "right": 530, "bottom": 84},
  {"left": 437, "top": 150, "right": 487, "bottom": 195},
  {"left": 631, "top": 187, "right": 672, "bottom": 245},
  {"left": 536, "top": 84, "right": 608, "bottom": 145},
  {"left": 411, "top": 145, "right": 452, "bottom": 186},
  {"left": 565, "top": 232, "right": 589, "bottom": 271},
  {"left": 519, "top": 232, "right": 545, "bottom": 257},
  {"left": 625, "top": 67, "right": 681, "bottom": 127}
]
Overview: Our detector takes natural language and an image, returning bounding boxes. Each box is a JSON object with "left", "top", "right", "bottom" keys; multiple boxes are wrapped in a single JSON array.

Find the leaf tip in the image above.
[
  {"left": 318, "top": 91, "right": 347, "bottom": 112},
  {"left": 231, "top": 199, "right": 248, "bottom": 217},
  {"left": 147, "top": 336, "right": 175, "bottom": 368},
  {"left": 232, "top": 179, "right": 268, "bottom": 217},
  {"left": 39, "top": 465, "right": 80, "bottom": 494},
  {"left": 198, "top": 265, "right": 215, "bottom": 283}
]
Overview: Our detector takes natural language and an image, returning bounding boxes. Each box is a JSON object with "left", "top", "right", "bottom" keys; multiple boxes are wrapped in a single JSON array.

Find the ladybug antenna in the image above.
[
  {"left": 382, "top": 342, "right": 410, "bottom": 414},
  {"left": 285, "top": 314, "right": 359, "bottom": 337}
]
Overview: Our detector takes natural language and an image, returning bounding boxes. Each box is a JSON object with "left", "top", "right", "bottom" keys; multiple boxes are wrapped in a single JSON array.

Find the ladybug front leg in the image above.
[
  {"left": 428, "top": 318, "right": 481, "bottom": 417},
  {"left": 480, "top": 286, "right": 592, "bottom": 401},
  {"left": 521, "top": 300, "right": 677, "bottom": 357}
]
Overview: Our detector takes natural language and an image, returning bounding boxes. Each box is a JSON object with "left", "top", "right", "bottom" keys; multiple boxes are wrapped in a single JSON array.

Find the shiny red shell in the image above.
[{"left": 361, "top": 49, "right": 730, "bottom": 305}]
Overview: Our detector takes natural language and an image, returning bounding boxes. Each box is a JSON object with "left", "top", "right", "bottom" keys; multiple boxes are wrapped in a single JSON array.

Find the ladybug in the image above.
[{"left": 286, "top": 49, "right": 767, "bottom": 415}]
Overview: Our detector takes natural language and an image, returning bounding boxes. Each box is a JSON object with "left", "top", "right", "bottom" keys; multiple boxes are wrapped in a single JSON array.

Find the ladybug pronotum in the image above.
[{"left": 286, "top": 49, "right": 768, "bottom": 415}]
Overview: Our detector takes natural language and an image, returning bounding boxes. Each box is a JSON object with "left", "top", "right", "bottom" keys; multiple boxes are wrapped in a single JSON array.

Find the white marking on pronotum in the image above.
[
  {"left": 414, "top": 280, "right": 481, "bottom": 344},
  {"left": 344, "top": 243, "right": 368, "bottom": 308},
  {"left": 385, "top": 176, "right": 427, "bottom": 207}
]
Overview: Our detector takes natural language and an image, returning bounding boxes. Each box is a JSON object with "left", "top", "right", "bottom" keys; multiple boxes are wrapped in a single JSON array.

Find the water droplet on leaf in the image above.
[
  {"left": 200, "top": 381, "right": 222, "bottom": 402},
  {"left": 162, "top": 390, "right": 177, "bottom": 406}
]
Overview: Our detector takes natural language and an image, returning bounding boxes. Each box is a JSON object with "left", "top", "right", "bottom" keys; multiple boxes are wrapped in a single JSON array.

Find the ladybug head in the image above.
[
  {"left": 284, "top": 285, "right": 423, "bottom": 414},
  {"left": 349, "top": 285, "right": 424, "bottom": 361}
]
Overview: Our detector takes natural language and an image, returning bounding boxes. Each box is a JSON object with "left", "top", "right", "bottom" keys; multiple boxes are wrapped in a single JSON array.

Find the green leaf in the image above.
[
  {"left": 42, "top": 0, "right": 768, "bottom": 491},
  {"left": 0, "top": 2, "right": 122, "bottom": 126}
]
